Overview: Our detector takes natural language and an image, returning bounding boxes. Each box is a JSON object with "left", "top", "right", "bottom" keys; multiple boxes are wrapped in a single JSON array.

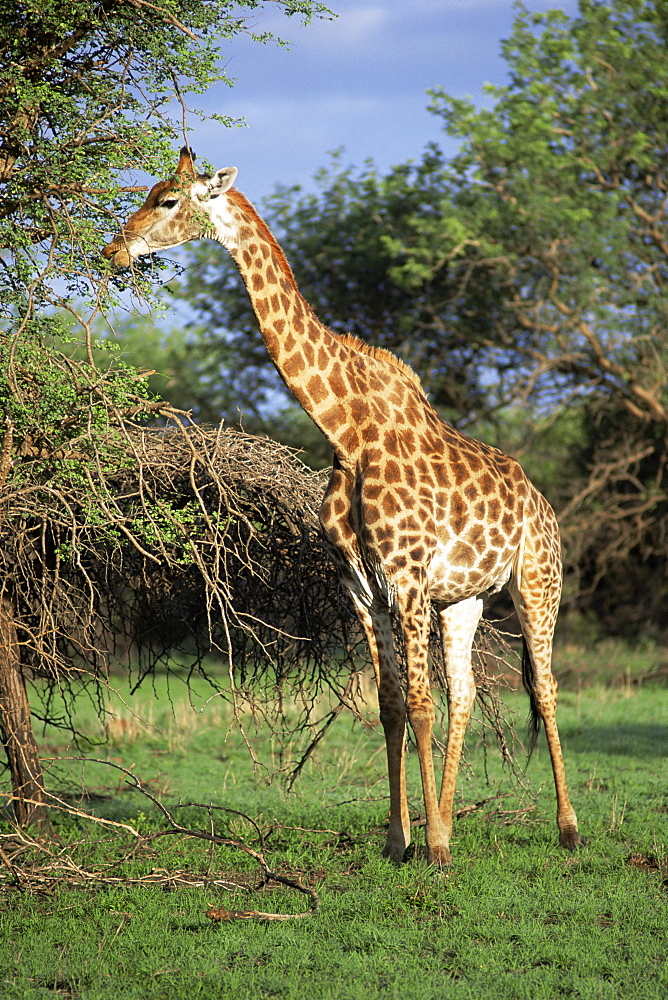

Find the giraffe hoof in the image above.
[
  {"left": 559, "top": 827, "right": 584, "bottom": 851},
  {"left": 382, "top": 837, "right": 410, "bottom": 865},
  {"left": 426, "top": 845, "right": 453, "bottom": 868}
]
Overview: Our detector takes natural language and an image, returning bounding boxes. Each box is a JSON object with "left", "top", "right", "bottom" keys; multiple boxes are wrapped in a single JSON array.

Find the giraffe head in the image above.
[{"left": 102, "top": 148, "right": 239, "bottom": 267}]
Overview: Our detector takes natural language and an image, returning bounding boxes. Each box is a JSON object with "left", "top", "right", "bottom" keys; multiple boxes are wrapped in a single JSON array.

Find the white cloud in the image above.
[
  {"left": 322, "top": 6, "right": 388, "bottom": 45},
  {"left": 170, "top": 0, "right": 583, "bottom": 202},
  {"left": 293, "top": 4, "right": 389, "bottom": 50}
]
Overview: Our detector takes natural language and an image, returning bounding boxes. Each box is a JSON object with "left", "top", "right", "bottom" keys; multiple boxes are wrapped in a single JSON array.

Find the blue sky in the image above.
[{"left": 186, "top": 0, "right": 579, "bottom": 203}]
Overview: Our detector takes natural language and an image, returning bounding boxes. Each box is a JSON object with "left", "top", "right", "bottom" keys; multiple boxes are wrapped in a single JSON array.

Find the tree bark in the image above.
[{"left": 0, "top": 594, "right": 48, "bottom": 826}]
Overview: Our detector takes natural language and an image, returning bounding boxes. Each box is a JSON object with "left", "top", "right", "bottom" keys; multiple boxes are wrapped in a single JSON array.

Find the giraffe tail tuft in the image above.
[{"left": 521, "top": 638, "right": 541, "bottom": 757}]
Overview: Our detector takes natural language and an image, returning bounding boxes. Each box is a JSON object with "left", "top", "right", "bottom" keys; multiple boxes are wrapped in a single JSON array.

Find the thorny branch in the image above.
[{"left": 0, "top": 411, "right": 360, "bottom": 692}]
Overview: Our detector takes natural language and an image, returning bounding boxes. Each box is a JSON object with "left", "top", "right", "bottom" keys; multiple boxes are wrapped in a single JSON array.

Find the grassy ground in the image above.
[{"left": 1, "top": 650, "right": 667, "bottom": 1000}]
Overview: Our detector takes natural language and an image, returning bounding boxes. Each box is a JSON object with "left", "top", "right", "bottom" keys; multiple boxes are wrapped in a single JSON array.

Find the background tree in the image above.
[{"left": 0, "top": 0, "right": 330, "bottom": 823}]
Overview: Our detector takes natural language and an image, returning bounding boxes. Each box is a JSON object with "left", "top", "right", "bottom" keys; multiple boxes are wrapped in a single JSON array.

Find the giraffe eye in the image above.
[{"left": 161, "top": 198, "right": 179, "bottom": 210}]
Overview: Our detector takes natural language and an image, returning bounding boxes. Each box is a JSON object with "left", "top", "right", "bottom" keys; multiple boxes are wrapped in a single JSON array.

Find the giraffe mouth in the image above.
[
  {"left": 102, "top": 233, "right": 150, "bottom": 268},
  {"left": 102, "top": 243, "right": 132, "bottom": 268}
]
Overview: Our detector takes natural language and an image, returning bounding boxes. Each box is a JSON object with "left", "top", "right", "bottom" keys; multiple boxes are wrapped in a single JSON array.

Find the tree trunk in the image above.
[{"left": 0, "top": 594, "right": 48, "bottom": 826}]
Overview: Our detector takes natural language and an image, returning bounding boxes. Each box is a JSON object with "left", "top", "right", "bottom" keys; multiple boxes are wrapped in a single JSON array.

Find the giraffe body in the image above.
[{"left": 103, "top": 150, "right": 580, "bottom": 864}]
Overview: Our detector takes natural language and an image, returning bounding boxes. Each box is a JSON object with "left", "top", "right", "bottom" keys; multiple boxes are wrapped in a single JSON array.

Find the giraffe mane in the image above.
[{"left": 338, "top": 333, "right": 427, "bottom": 396}]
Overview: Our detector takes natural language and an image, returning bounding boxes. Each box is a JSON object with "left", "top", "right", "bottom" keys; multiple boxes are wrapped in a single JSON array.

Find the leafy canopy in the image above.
[{"left": 429, "top": 0, "right": 668, "bottom": 426}]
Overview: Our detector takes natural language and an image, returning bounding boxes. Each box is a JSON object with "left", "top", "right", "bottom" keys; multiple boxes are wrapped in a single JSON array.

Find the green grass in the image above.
[{"left": 1, "top": 663, "right": 667, "bottom": 1000}]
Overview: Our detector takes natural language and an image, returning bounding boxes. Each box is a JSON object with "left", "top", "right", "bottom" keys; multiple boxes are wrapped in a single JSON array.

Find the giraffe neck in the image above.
[{"left": 218, "top": 190, "right": 384, "bottom": 460}]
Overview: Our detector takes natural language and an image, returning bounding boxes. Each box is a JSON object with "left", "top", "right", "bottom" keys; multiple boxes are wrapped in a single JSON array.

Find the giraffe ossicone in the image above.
[{"left": 103, "top": 149, "right": 581, "bottom": 865}]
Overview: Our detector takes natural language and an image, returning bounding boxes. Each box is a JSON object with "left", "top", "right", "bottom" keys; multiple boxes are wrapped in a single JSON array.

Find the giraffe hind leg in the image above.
[{"left": 510, "top": 576, "right": 581, "bottom": 851}]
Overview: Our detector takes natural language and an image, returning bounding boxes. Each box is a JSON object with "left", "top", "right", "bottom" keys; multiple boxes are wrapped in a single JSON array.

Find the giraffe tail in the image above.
[{"left": 521, "top": 638, "right": 541, "bottom": 757}]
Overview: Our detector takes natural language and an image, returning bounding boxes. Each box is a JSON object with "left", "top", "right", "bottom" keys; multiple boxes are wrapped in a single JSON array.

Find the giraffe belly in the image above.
[{"left": 426, "top": 543, "right": 516, "bottom": 604}]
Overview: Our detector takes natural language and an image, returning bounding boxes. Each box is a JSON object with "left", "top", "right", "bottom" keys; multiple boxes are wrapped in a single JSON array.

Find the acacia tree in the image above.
[
  {"left": 0, "top": 0, "right": 330, "bottom": 823},
  {"left": 429, "top": 1, "right": 667, "bottom": 420}
]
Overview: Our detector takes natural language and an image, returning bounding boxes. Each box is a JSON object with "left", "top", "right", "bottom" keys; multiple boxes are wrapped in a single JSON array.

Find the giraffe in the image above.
[{"left": 102, "top": 148, "right": 581, "bottom": 865}]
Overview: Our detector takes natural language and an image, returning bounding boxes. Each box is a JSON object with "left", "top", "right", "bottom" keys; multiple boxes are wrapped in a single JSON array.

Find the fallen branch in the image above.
[{"left": 0, "top": 757, "right": 320, "bottom": 922}]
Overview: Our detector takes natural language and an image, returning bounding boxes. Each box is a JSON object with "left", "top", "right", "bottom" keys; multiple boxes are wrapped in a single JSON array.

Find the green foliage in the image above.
[
  {"left": 428, "top": 1, "right": 668, "bottom": 419},
  {"left": 127, "top": 499, "right": 201, "bottom": 565},
  {"left": 0, "top": 0, "right": 331, "bottom": 306},
  {"left": 0, "top": 0, "right": 333, "bottom": 388},
  {"left": 428, "top": 0, "right": 668, "bottom": 633},
  {"left": 1, "top": 329, "right": 154, "bottom": 458}
]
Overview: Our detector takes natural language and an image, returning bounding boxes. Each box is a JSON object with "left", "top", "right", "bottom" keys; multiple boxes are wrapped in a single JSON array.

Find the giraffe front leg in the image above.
[
  {"left": 399, "top": 586, "right": 451, "bottom": 866},
  {"left": 378, "top": 673, "right": 411, "bottom": 864},
  {"left": 409, "top": 697, "right": 451, "bottom": 866},
  {"left": 320, "top": 472, "right": 412, "bottom": 862},
  {"left": 352, "top": 597, "right": 411, "bottom": 863}
]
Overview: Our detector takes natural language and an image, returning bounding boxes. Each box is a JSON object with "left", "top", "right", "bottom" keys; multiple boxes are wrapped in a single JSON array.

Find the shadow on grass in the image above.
[{"left": 561, "top": 723, "right": 668, "bottom": 757}]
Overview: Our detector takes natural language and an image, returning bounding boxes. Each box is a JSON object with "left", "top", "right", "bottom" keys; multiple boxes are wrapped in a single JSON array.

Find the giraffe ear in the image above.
[
  {"left": 208, "top": 166, "right": 238, "bottom": 194},
  {"left": 192, "top": 166, "right": 237, "bottom": 203}
]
